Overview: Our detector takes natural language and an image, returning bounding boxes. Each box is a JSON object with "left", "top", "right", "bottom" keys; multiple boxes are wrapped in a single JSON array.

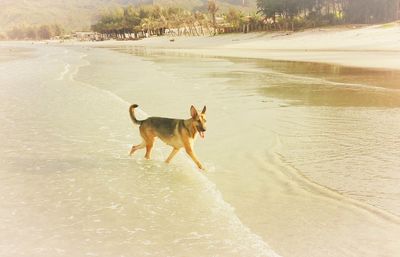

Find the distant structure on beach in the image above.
[{"left": 73, "top": 32, "right": 102, "bottom": 41}]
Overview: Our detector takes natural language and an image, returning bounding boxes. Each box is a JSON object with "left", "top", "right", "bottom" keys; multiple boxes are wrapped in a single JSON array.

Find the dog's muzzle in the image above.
[{"left": 197, "top": 126, "right": 206, "bottom": 139}]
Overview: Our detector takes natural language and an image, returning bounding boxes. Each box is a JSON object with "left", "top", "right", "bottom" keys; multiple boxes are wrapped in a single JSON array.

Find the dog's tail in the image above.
[{"left": 129, "top": 104, "right": 143, "bottom": 125}]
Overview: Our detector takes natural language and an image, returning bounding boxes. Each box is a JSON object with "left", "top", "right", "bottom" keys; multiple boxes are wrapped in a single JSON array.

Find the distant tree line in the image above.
[
  {"left": 91, "top": 0, "right": 400, "bottom": 39},
  {"left": 91, "top": 3, "right": 224, "bottom": 39},
  {"left": 3, "top": 0, "right": 399, "bottom": 41},
  {"left": 344, "top": 0, "right": 399, "bottom": 23},
  {"left": 5, "top": 24, "right": 64, "bottom": 40},
  {"left": 91, "top": 2, "right": 290, "bottom": 39},
  {"left": 257, "top": 0, "right": 400, "bottom": 30}
]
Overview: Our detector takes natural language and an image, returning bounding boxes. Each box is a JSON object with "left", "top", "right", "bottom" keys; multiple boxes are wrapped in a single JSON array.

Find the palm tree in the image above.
[
  {"left": 194, "top": 11, "right": 207, "bottom": 35},
  {"left": 225, "top": 8, "right": 243, "bottom": 32},
  {"left": 208, "top": 0, "right": 219, "bottom": 35}
]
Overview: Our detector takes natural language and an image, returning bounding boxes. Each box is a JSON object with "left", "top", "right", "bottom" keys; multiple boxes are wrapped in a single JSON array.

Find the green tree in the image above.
[
  {"left": 51, "top": 24, "right": 63, "bottom": 37},
  {"left": 343, "top": 0, "right": 399, "bottom": 23},
  {"left": 37, "top": 25, "right": 52, "bottom": 39},
  {"left": 7, "top": 27, "right": 24, "bottom": 40},
  {"left": 25, "top": 26, "right": 37, "bottom": 39},
  {"left": 225, "top": 8, "right": 244, "bottom": 29},
  {"left": 257, "top": 0, "right": 283, "bottom": 22},
  {"left": 208, "top": 0, "right": 219, "bottom": 35}
]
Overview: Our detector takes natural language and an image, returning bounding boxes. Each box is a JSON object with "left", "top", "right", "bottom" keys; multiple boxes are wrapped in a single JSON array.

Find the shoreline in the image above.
[
  {"left": 60, "top": 22, "right": 400, "bottom": 71},
  {"left": 162, "top": 48, "right": 400, "bottom": 71},
  {"left": 3, "top": 22, "right": 400, "bottom": 70},
  {"left": 0, "top": 46, "right": 35, "bottom": 63}
]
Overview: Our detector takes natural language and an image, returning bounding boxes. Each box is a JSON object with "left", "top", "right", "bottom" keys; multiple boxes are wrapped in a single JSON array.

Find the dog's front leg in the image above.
[
  {"left": 165, "top": 148, "right": 180, "bottom": 164},
  {"left": 183, "top": 142, "right": 204, "bottom": 170},
  {"left": 186, "top": 149, "right": 204, "bottom": 170}
]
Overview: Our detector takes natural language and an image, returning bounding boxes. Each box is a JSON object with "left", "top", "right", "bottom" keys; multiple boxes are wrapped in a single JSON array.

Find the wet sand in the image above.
[
  {"left": 66, "top": 22, "right": 400, "bottom": 70},
  {"left": 0, "top": 45, "right": 34, "bottom": 62}
]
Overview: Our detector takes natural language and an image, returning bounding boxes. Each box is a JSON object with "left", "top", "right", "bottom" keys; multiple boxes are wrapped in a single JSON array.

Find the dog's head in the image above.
[{"left": 190, "top": 105, "right": 207, "bottom": 138}]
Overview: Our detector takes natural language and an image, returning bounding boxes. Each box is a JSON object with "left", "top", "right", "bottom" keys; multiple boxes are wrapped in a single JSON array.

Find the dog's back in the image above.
[{"left": 143, "top": 117, "right": 182, "bottom": 138}]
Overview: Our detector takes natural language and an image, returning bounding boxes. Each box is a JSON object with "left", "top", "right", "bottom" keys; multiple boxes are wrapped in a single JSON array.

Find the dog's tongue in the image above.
[{"left": 199, "top": 131, "right": 205, "bottom": 139}]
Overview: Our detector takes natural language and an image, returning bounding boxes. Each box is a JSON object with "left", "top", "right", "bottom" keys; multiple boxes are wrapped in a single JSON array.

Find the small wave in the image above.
[
  {"left": 56, "top": 63, "right": 70, "bottom": 81},
  {"left": 70, "top": 53, "right": 150, "bottom": 119},
  {"left": 68, "top": 53, "right": 129, "bottom": 106},
  {"left": 261, "top": 67, "right": 400, "bottom": 93},
  {"left": 193, "top": 170, "right": 282, "bottom": 257}
]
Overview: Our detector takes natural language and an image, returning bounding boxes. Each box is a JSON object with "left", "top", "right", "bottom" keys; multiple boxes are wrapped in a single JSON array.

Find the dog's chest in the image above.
[{"left": 159, "top": 135, "right": 184, "bottom": 148}]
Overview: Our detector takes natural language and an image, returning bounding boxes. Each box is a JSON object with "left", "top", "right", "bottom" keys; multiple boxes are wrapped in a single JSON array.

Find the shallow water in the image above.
[{"left": 0, "top": 43, "right": 399, "bottom": 257}]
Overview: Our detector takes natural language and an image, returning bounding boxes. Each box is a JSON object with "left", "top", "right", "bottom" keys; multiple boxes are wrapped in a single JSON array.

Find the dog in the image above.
[{"left": 129, "top": 104, "right": 207, "bottom": 170}]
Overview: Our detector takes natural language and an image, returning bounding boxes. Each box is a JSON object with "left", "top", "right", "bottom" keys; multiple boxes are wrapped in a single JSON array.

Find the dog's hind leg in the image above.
[
  {"left": 144, "top": 137, "right": 155, "bottom": 160},
  {"left": 129, "top": 141, "right": 146, "bottom": 156},
  {"left": 165, "top": 148, "right": 179, "bottom": 164},
  {"left": 139, "top": 126, "right": 155, "bottom": 160}
]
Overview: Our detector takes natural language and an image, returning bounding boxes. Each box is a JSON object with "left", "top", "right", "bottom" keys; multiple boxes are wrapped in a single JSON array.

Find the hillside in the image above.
[{"left": 0, "top": 0, "right": 256, "bottom": 32}]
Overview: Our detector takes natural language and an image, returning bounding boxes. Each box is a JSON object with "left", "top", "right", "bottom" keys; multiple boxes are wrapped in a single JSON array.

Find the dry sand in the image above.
[
  {"left": 0, "top": 46, "right": 34, "bottom": 62},
  {"left": 72, "top": 22, "right": 400, "bottom": 70}
]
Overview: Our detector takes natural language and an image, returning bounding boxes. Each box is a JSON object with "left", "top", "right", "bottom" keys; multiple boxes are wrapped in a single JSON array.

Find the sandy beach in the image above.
[
  {"left": 1, "top": 23, "right": 400, "bottom": 257},
  {"left": 0, "top": 46, "right": 34, "bottom": 62},
  {"left": 68, "top": 22, "right": 400, "bottom": 70}
]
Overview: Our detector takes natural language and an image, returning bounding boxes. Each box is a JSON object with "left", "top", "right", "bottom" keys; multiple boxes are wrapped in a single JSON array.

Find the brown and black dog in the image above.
[{"left": 129, "top": 104, "right": 207, "bottom": 170}]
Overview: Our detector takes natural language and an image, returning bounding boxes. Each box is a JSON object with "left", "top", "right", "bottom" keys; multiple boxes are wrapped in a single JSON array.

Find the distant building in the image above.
[{"left": 73, "top": 32, "right": 101, "bottom": 41}]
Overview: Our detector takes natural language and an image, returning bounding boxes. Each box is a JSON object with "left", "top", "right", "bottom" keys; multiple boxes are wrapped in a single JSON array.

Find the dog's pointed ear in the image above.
[
  {"left": 190, "top": 105, "right": 198, "bottom": 119},
  {"left": 201, "top": 105, "right": 206, "bottom": 114}
]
